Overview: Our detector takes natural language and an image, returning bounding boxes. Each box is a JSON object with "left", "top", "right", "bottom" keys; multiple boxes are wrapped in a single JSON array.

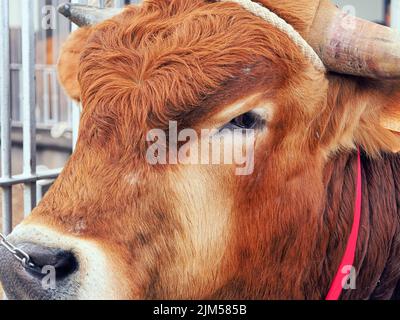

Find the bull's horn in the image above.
[
  {"left": 307, "top": 0, "right": 400, "bottom": 79},
  {"left": 57, "top": 3, "right": 123, "bottom": 27}
]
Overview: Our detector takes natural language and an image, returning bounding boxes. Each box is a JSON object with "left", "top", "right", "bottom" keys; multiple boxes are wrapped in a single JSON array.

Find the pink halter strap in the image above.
[{"left": 326, "top": 149, "right": 362, "bottom": 300}]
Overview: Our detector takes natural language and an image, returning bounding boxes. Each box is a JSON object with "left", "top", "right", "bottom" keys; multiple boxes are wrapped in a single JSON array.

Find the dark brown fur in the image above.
[{"left": 322, "top": 152, "right": 400, "bottom": 300}]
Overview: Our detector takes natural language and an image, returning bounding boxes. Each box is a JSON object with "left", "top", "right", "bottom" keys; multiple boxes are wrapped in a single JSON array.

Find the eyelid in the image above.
[
  {"left": 250, "top": 108, "right": 269, "bottom": 119},
  {"left": 210, "top": 107, "right": 267, "bottom": 130},
  {"left": 218, "top": 110, "right": 266, "bottom": 132}
]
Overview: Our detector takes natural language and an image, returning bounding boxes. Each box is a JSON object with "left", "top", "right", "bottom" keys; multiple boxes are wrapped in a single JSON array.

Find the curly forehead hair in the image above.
[{"left": 77, "top": 0, "right": 307, "bottom": 133}]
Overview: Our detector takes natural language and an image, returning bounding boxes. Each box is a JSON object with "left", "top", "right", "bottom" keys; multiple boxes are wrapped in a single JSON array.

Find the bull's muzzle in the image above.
[{"left": 0, "top": 241, "right": 78, "bottom": 300}]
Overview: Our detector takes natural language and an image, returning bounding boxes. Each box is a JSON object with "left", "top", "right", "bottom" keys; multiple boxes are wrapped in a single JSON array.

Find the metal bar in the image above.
[
  {"left": 51, "top": 70, "right": 60, "bottom": 123},
  {"left": 21, "top": 0, "right": 37, "bottom": 216},
  {"left": 39, "top": 0, "right": 47, "bottom": 65},
  {"left": 392, "top": 0, "right": 400, "bottom": 30},
  {"left": 0, "top": 0, "right": 12, "bottom": 235},
  {"left": 43, "top": 71, "right": 50, "bottom": 123},
  {"left": 10, "top": 63, "right": 57, "bottom": 71},
  {"left": 37, "top": 178, "right": 56, "bottom": 202},
  {"left": 52, "top": 0, "right": 60, "bottom": 68},
  {"left": 0, "top": 169, "right": 63, "bottom": 188},
  {"left": 10, "top": 69, "right": 20, "bottom": 122}
]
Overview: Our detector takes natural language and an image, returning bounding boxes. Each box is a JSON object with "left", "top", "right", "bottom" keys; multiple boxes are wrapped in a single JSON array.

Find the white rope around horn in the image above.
[{"left": 219, "top": 0, "right": 326, "bottom": 73}]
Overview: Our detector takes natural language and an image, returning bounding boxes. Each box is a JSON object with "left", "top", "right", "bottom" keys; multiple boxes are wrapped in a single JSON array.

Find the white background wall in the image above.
[
  {"left": 333, "top": 0, "right": 385, "bottom": 22},
  {"left": 392, "top": 0, "right": 400, "bottom": 29},
  {"left": 9, "top": 0, "right": 44, "bottom": 30}
]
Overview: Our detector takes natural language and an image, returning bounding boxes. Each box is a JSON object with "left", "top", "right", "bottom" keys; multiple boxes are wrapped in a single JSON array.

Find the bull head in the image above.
[
  {"left": 2, "top": 0, "right": 400, "bottom": 300},
  {"left": 58, "top": 0, "right": 400, "bottom": 79}
]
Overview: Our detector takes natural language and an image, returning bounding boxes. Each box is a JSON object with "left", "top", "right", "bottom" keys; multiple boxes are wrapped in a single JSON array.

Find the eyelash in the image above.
[{"left": 220, "top": 111, "right": 265, "bottom": 131}]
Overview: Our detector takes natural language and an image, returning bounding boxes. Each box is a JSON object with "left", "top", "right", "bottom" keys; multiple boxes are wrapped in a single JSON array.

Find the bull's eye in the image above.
[{"left": 221, "top": 111, "right": 264, "bottom": 131}]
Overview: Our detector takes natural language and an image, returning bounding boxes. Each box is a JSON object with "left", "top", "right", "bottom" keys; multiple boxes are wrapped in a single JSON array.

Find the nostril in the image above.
[
  {"left": 51, "top": 251, "right": 78, "bottom": 280},
  {"left": 21, "top": 244, "right": 78, "bottom": 281}
]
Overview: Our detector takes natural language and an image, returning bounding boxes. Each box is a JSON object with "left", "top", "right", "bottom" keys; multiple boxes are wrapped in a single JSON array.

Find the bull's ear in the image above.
[
  {"left": 354, "top": 85, "right": 400, "bottom": 154},
  {"left": 57, "top": 27, "right": 93, "bottom": 102},
  {"left": 321, "top": 79, "right": 400, "bottom": 155},
  {"left": 379, "top": 96, "right": 400, "bottom": 153}
]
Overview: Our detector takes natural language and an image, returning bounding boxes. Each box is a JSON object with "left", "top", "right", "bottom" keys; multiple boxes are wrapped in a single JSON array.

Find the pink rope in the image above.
[{"left": 326, "top": 149, "right": 362, "bottom": 300}]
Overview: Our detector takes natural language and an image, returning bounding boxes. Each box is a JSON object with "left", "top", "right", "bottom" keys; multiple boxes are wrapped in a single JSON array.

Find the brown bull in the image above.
[{"left": 1, "top": 0, "right": 400, "bottom": 300}]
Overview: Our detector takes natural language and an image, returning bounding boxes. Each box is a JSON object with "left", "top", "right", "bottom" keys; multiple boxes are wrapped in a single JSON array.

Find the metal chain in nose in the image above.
[{"left": 0, "top": 232, "right": 35, "bottom": 269}]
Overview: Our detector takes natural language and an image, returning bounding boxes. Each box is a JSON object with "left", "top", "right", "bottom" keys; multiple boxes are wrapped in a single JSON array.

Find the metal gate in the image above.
[{"left": 0, "top": 0, "right": 139, "bottom": 236}]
